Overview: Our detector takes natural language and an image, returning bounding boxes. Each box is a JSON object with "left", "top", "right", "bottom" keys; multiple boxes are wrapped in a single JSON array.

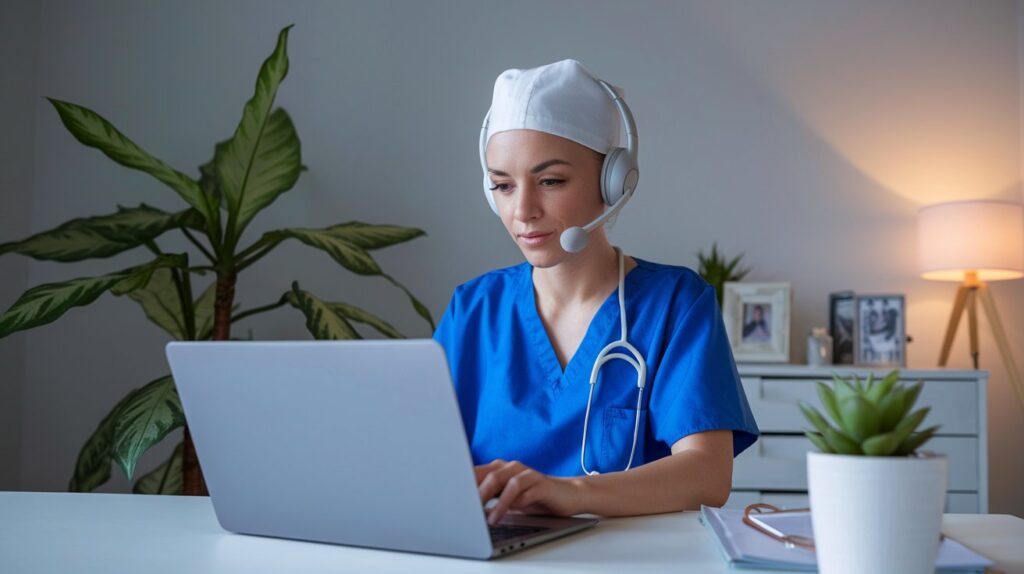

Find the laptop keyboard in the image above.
[{"left": 489, "top": 524, "right": 549, "bottom": 542}]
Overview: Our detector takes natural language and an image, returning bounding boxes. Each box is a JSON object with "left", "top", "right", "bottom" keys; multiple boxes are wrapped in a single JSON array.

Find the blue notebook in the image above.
[{"left": 699, "top": 506, "right": 993, "bottom": 573}]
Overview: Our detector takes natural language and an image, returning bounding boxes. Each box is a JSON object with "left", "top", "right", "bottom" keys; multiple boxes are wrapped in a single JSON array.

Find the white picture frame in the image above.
[{"left": 722, "top": 282, "right": 791, "bottom": 363}]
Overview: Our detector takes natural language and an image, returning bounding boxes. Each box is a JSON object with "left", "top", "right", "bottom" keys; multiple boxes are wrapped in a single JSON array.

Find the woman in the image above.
[{"left": 433, "top": 59, "right": 759, "bottom": 526}]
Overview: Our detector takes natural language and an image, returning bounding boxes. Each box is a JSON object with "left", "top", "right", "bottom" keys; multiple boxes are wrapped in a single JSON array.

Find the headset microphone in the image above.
[{"left": 559, "top": 183, "right": 636, "bottom": 253}]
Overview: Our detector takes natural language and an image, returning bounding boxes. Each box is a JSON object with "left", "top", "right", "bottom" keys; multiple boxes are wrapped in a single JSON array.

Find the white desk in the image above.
[{"left": 3, "top": 492, "right": 1023, "bottom": 573}]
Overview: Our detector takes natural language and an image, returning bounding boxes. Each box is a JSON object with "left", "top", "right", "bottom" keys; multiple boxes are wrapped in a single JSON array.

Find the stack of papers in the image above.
[{"left": 699, "top": 506, "right": 993, "bottom": 573}]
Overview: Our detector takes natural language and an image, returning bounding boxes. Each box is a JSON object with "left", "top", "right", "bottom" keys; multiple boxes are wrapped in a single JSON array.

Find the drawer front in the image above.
[
  {"left": 945, "top": 492, "right": 980, "bottom": 513},
  {"left": 726, "top": 490, "right": 979, "bottom": 513},
  {"left": 733, "top": 436, "right": 978, "bottom": 491},
  {"left": 742, "top": 378, "right": 978, "bottom": 435}
]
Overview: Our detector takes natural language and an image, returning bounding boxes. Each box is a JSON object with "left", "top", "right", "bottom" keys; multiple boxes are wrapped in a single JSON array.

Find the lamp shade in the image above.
[{"left": 917, "top": 199, "right": 1024, "bottom": 282}]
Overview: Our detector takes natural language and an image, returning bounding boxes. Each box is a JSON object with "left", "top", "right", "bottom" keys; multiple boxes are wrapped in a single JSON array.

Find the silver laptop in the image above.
[{"left": 165, "top": 340, "right": 597, "bottom": 559}]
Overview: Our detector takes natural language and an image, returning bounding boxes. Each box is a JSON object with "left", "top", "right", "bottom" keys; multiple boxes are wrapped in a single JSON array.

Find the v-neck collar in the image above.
[{"left": 518, "top": 257, "right": 647, "bottom": 396}]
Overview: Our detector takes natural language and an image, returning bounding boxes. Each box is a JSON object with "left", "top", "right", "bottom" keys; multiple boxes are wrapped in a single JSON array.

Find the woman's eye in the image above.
[
  {"left": 488, "top": 183, "right": 510, "bottom": 192},
  {"left": 541, "top": 179, "right": 564, "bottom": 187}
]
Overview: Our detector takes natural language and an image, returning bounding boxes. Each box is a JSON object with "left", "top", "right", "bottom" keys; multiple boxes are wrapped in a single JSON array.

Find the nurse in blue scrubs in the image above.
[{"left": 433, "top": 59, "right": 759, "bottom": 525}]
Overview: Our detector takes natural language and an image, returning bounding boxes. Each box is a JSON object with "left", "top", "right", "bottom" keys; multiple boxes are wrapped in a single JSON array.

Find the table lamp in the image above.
[{"left": 917, "top": 199, "right": 1024, "bottom": 410}]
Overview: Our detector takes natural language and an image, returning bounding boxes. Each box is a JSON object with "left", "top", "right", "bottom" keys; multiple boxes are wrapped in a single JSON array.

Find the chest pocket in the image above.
[{"left": 600, "top": 406, "right": 648, "bottom": 473}]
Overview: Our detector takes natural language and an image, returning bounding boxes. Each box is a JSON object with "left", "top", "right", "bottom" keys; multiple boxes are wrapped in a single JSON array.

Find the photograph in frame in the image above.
[
  {"left": 722, "top": 282, "right": 791, "bottom": 363},
  {"left": 853, "top": 294, "right": 906, "bottom": 367}
]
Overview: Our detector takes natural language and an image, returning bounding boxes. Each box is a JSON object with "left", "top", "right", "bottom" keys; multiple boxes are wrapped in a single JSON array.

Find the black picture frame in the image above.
[{"left": 829, "top": 291, "right": 855, "bottom": 365}]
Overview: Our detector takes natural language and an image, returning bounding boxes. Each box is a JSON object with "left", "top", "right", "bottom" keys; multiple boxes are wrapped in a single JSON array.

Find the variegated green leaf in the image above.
[
  {"left": 383, "top": 274, "right": 435, "bottom": 331},
  {"left": 268, "top": 227, "right": 380, "bottom": 275},
  {"left": 0, "top": 221, "right": 132, "bottom": 262},
  {"left": 127, "top": 268, "right": 188, "bottom": 339},
  {"left": 318, "top": 222, "right": 426, "bottom": 250},
  {"left": 329, "top": 302, "right": 404, "bottom": 338},
  {"left": 286, "top": 283, "right": 360, "bottom": 340},
  {"left": 0, "top": 275, "right": 123, "bottom": 338},
  {"left": 46, "top": 99, "right": 213, "bottom": 223},
  {"left": 112, "top": 375, "right": 185, "bottom": 481},
  {"left": 132, "top": 442, "right": 183, "bottom": 495},
  {"left": 217, "top": 26, "right": 299, "bottom": 241},
  {"left": 110, "top": 254, "right": 188, "bottom": 296},
  {"left": 0, "top": 205, "right": 197, "bottom": 263},
  {"left": 127, "top": 269, "right": 215, "bottom": 341},
  {"left": 217, "top": 108, "right": 300, "bottom": 239},
  {"left": 68, "top": 388, "right": 141, "bottom": 492},
  {"left": 0, "top": 254, "right": 183, "bottom": 339}
]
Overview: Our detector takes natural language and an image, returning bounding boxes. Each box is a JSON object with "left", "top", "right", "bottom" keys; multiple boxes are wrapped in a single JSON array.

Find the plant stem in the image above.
[
  {"left": 212, "top": 269, "right": 237, "bottom": 341},
  {"left": 182, "top": 426, "right": 206, "bottom": 497},
  {"left": 180, "top": 268, "right": 196, "bottom": 340},
  {"left": 181, "top": 227, "right": 217, "bottom": 264},
  {"left": 183, "top": 267, "right": 236, "bottom": 497},
  {"left": 235, "top": 237, "right": 283, "bottom": 271},
  {"left": 231, "top": 297, "right": 288, "bottom": 324}
]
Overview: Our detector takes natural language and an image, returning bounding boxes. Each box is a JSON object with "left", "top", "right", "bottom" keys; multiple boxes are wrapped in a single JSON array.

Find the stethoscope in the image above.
[{"left": 579, "top": 246, "right": 647, "bottom": 476}]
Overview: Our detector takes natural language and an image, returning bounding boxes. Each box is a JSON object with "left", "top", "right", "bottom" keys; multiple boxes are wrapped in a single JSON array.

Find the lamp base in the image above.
[{"left": 938, "top": 274, "right": 1024, "bottom": 411}]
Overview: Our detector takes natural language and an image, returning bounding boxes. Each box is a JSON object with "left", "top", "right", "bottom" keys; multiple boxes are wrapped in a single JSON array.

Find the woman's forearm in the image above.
[{"left": 571, "top": 447, "right": 733, "bottom": 516}]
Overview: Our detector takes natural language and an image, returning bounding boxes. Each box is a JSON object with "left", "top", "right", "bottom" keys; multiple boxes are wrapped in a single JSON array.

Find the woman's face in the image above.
[{"left": 484, "top": 129, "right": 605, "bottom": 268}]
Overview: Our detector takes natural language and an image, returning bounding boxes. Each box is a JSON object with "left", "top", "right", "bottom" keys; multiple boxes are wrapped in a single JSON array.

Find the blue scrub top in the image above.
[{"left": 433, "top": 256, "right": 760, "bottom": 477}]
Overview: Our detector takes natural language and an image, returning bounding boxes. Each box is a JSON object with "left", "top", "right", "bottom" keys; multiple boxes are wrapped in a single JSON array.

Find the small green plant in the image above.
[
  {"left": 696, "top": 242, "right": 750, "bottom": 306},
  {"left": 799, "top": 370, "right": 940, "bottom": 456}
]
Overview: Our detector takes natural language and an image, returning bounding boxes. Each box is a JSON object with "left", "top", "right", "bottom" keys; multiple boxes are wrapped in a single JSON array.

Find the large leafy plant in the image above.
[
  {"left": 799, "top": 370, "right": 939, "bottom": 456},
  {"left": 0, "top": 25, "right": 433, "bottom": 495}
]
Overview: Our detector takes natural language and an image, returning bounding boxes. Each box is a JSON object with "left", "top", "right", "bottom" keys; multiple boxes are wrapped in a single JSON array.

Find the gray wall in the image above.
[
  {"left": 0, "top": 0, "right": 39, "bottom": 490},
  {"left": 2, "top": 0, "right": 1022, "bottom": 515}
]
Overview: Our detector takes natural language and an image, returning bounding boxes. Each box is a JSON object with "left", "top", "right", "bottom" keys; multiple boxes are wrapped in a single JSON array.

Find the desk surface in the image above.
[{"left": 2, "top": 492, "right": 1022, "bottom": 573}]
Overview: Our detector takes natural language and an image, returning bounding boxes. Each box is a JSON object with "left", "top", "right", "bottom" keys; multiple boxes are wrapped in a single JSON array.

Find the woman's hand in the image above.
[{"left": 474, "top": 459, "right": 587, "bottom": 525}]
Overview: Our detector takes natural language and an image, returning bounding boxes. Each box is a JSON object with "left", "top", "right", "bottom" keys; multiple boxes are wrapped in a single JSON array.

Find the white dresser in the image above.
[{"left": 726, "top": 365, "right": 988, "bottom": 513}]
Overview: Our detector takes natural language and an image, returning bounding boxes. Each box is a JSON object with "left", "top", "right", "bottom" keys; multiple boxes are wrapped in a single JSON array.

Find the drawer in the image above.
[
  {"left": 733, "top": 436, "right": 978, "bottom": 491},
  {"left": 726, "top": 490, "right": 979, "bottom": 513},
  {"left": 945, "top": 492, "right": 980, "bottom": 513},
  {"left": 742, "top": 378, "right": 979, "bottom": 435}
]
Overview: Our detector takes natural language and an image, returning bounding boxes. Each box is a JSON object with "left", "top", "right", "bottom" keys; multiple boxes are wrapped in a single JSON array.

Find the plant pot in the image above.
[{"left": 807, "top": 451, "right": 947, "bottom": 574}]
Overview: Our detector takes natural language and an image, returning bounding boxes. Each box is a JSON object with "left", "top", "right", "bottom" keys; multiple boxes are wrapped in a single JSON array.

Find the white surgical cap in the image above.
[{"left": 482, "top": 59, "right": 624, "bottom": 155}]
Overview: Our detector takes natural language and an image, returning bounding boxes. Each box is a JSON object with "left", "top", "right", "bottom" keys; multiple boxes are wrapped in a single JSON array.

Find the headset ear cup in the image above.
[
  {"left": 483, "top": 176, "right": 498, "bottom": 215},
  {"left": 601, "top": 148, "right": 626, "bottom": 205}
]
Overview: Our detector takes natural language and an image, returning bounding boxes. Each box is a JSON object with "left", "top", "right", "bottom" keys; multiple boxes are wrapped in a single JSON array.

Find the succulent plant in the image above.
[
  {"left": 696, "top": 242, "right": 750, "bottom": 306},
  {"left": 799, "top": 370, "right": 940, "bottom": 456}
]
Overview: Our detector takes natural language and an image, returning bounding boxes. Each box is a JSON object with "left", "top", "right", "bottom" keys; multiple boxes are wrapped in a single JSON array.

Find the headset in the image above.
[
  {"left": 478, "top": 75, "right": 646, "bottom": 475},
  {"left": 478, "top": 79, "right": 639, "bottom": 254}
]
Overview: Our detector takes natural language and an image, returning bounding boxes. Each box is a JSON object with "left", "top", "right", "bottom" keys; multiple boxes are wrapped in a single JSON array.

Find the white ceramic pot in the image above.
[{"left": 807, "top": 451, "right": 947, "bottom": 574}]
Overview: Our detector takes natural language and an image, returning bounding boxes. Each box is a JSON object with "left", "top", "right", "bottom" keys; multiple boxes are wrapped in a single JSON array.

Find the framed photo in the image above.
[
  {"left": 829, "top": 291, "right": 855, "bottom": 365},
  {"left": 854, "top": 294, "right": 906, "bottom": 367},
  {"left": 722, "top": 282, "right": 791, "bottom": 363}
]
